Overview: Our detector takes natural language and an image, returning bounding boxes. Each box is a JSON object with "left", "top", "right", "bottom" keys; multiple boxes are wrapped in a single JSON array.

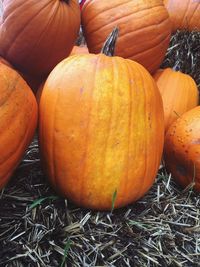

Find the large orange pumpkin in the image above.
[
  {"left": 81, "top": 0, "right": 172, "bottom": 74},
  {"left": 154, "top": 68, "right": 199, "bottom": 133},
  {"left": 39, "top": 37, "right": 164, "bottom": 210},
  {"left": 164, "top": 106, "right": 200, "bottom": 191},
  {"left": 0, "top": 62, "right": 38, "bottom": 189},
  {"left": 164, "top": 0, "right": 200, "bottom": 32},
  {"left": 0, "top": 0, "right": 80, "bottom": 78}
]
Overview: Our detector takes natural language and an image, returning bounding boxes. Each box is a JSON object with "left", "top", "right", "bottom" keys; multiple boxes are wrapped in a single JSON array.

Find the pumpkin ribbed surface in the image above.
[
  {"left": 39, "top": 54, "right": 164, "bottom": 210},
  {"left": 0, "top": 0, "right": 80, "bottom": 78},
  {"left": 154, "top": 68, "right": 199, "bottom": 132},
  {"left": 0, "top": 62, "right": 38, "bottom": 189},
  {"left": 81, "top": 0, "right": 171, "bottom": 74},
  {"left": 164, "top": 0, "right": 200, "bottom": 32},
  {"left": 164, "top": 106, "right": 200, "bottom": 191}
]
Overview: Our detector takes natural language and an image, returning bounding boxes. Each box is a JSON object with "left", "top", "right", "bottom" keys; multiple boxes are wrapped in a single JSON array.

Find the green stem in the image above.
[{"left": 101, "top": 27, "right": 119, "bottom": 57}]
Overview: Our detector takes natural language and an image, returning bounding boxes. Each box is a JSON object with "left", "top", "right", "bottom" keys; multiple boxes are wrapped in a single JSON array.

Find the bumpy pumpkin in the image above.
[
  {"left": 39, "top": 31, "right": 164, "bottom": 210},
  {"left": 0, "top": 0, "right": 80, "bottom": 78},
  {"left": 81, "top": 0, "right": 171, "bottom": 74},
  {"left": 154, "top": 68, "right": 199, "bottom": 132},
  {"left": 0, "top": 62, "right": 38, "bottom": 189},
  {"left": 164, "top": 106, "right": 200, "bottom": 191},
  {"left": 164, "top": 0, "right": 200, "bottom": 32}
]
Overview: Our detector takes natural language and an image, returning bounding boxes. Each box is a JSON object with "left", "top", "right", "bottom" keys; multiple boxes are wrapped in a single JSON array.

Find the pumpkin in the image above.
[
  {"left": 164, "top": 106, "right": 200, "bottom": 191},
  {"left": 154, "top": 68, "right": 199, "bottom": 133},
  {"left": 0, "top": 0, "right": 80, "bottom": 78},
  {"left": 39, "top": 29, "right": 164, "bottom": 210},
  {"left": 164, "top": 0, "right": 200, "bottom": 32},
  {"left": 70, "top": 45, "right": 89, "bottom": 56},
  {"left": 0, "top": 62, "right": 38, "bottom": 189},
  {"left": 81, "top": 0, "right": 172, "bottom": 74}
]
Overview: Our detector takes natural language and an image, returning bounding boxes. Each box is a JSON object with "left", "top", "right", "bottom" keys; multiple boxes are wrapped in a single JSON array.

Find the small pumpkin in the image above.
[
  {"left": 0, "top": 62, "right": 38, "bottom": 189},
  {"left": 154, "top": 68, "right": 199, "bottom": 132},
  {"left": 0, "top": 0, "right": 80, "bottom": 78},
  {"left": 164, "top": 106, "right": 200, "bottom": 191},
  {"left": 81, "top": 0, "right": 172, "bottom": 74},
  {"left": 164, "top": 0, "right": 200, "bottom": 32},
  {"left": 39, "top": 29, "right": 164, "bottom": 210}
]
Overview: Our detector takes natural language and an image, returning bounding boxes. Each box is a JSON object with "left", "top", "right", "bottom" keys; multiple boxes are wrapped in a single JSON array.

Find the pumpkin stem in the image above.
[{"left": 101, "top": 27, "right": 119, "bottom": 57}]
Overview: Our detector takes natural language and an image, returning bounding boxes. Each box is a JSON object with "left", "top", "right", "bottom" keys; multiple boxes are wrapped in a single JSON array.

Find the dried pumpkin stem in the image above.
[{"left": 101, "top": 27, "right": 119, "bottom": 57}]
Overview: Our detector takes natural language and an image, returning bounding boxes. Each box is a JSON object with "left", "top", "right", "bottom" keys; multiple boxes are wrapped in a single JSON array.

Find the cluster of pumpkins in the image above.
[{"left": 0, "top": 0, "right": 199, "bottom": 210}]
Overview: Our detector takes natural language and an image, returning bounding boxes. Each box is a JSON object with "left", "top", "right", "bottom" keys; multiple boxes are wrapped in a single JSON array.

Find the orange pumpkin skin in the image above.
[
  {"left": 0, "top": 62, "right": 38, "bottom": 189},
  {"left": 70, "top": 45, "right": 89, "bottom": 56},
  {"left": 0, "top": 0, "right": 80, "bottom": 78},
  {"left": 164, "top": 106, "right": 200, "bottom": 191},
  {"left": 81, "top": 0, "right": 171, "bottom": 74},
  {"left": 164, "top": 0, "right": 200, "bottom": 32},
  {"left": 39, "top": 54, "right": 164, "bottom": 210},
  {"left": 154, "top": 68, "right": 199, "bottom": 133}
]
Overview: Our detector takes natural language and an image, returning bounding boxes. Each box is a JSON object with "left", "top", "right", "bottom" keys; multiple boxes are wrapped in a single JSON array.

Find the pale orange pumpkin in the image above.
[
  {"left": 39, "top": 30, "right": 164, "bottom": 210},
  {"left": 154, "top": 68, "right": 199, "bottom": 132},
  {"left": 164, "top": 106, "right": 200, "bottom": 191},
  {"left": 81, "top": 0, "right": 172, "bottom": 74},
  {"left": 0, "top": 0, "right": 80, "bottom": 78},
  {"left": 164, "top": 0, "right": 200, "bottom": 32},
  {"left": 0, "top": 62, "right": 38, "bottom": 189}
]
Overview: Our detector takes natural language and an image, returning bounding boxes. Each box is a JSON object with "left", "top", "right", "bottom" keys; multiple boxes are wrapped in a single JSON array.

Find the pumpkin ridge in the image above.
[
  {"left": 26, "top": 3, "right": 62, "bottom": 64},
  {"left": 0, "top": 84, "right": 37, "bottom": 164},
  {"left": 77, "top": 56, "right": 100, "bottom": 205},
  {"left": 135, "top": 63, "right": 149, "bottom": 198},
  {"left": 181, "top": 0, "right": 191, "bottom": 27},
  {"left": 89, "top": 18, "right": 170, "bottom": 58},
  {"left": 51, "top": 80, "right": 62, "bottom": 192},
  {"left": 84, "top": 3, "right": 166, "bottom": 37},
  {"left": 18, "top": 2, "right": 64, "bottom": 65},
  {"left": 121, "top": 59, "right": 133, "bottom": 201},
  {"left": 187, "top": 3, "right": 199, "bottom": 27},
  {"left": 99, "top": 56, "right": 115, "bottom": 195},
  {"left": 126, "top": 33, "right": 170, "bottom": 71},
  {"left": 117, "top": 18, "right": 170, "bottom": 51},
  {"left": 0, "top": 97, "right": 37, "bottom": 172},
  {"left": 82, "top": 0, "right": 131, "bottom": 28},
  {"left": 1, "top": 0, "right": 38, "bottom": 24},
  {"left": 0, "top": 75, "right": 19, "bottom": 107},
  {"left": 3, "top": 1, "right": 52, "bottom": 58}
]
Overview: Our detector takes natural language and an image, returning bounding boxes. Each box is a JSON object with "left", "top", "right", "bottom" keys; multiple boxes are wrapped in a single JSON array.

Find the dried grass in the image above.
[{"left": 162, "top": 30, "right": 200, "bottom": 91}]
